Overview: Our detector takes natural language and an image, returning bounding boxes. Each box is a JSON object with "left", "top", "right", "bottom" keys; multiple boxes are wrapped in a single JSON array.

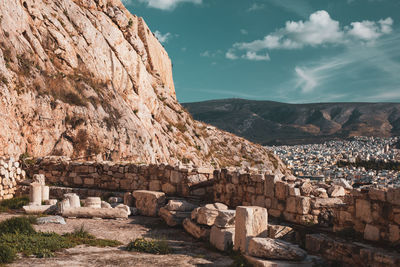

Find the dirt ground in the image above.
[{"left": 0, "top": 213, "right": 233, "bottom": 267}]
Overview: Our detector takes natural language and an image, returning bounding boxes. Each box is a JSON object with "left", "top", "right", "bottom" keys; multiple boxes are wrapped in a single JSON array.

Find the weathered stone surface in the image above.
[
  {"left": 328, "top": 185, "right": 345, "bottom": 197},
  {"left": 356, "top": 199, "right": 372, "bottom": 223},
  {"left": 215, "top": 210, "right": 236, "bottom": 228},
  {"left": 368, "top": 188, "right": 386, "bottom": 202},
  {"left": 23, "top": 205, "right": 56, "bottom": 215},
  {"left": 84, "top": 197, "right": 102, "bottom": 208},
  {"left": 311, "top": 198, "right": 343, "bottom": 209},
  {"left": 182, "top": 218, "right": 210, "bottom": 240},
  {"left": 108, "top": 197, "right": 123, "bottom": 204},
  {"left": 197, "top": 207, "right": 220, "bottom": 226},
  {"left": 64, "top": 193, "right": 81, "bottom": 208},
  {"left": 314, "top": 188, "right": 328, "bottom": 198},
  {"left": 234, "top": 206, "right": 268, "bottom": 253},
  {"left": 268, "top": 225, "right": 294, "bottom": 240},
  {"left": 165, "top": 199, "right": 197, "bottom": 212},
  {"left": 115, "top": 204, "right": 131, "bottom": 216},
  {"left": 62, "top": 207, "right": 128, "bottom": 219},
  {"left": 124, "top": 192, "right": 135, "bottom": 207},
  {"left": 387, "top": 188, "right": 400, "bottom": 206},
  {"left": 336, "top": 179, "right": 353, "bottom": 190},
  {"left": 159, "top": 207, "right": 191, "bottom": 227},
  {"left": 29, "top": 183, "right": 42, "bottom": 205},
  {"left": 204, "top": 203, "right": 228, "bottom": 210},
  {"left": 133, "top": 190, "right": 166, "bottom": 217},
  {"left": 210, "top": 226, "right": 235, "bottom": 251},
  {"left": 101, "top": 201, "right": 112, "bottom": 209},
  {"left": 0, "top": 0, "right": 288, "bottom": 172},
  {"left": 248, "top": 237, "right": 307, "bottom": 261},
  {"left": 300, "top": 182, "right": 313, "bottom": 196},
  {"left": 36, "top": 216, "right": 66, "bottom": 225},
  {"left": 364, "top": 224, "right": 380, "bottom": 241}
]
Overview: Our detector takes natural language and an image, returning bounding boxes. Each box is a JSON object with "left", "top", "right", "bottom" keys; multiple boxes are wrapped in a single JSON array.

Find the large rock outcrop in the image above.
[{"left": 0, "top": 0, "right": 287, "bottom": 171}]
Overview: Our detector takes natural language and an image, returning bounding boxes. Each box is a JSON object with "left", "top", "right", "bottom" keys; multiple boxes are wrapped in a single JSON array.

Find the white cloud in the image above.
[
  {"left": 138, "top": 0, "right": 202, "bottom": 10},
  {"left": 240, "top": 29, "right": 248, "bottom": 35},
  {"left": 247, "top": 3, "right": 265, "bottom": 12},
  {"left": 154, "top": 30, "right": 172, "bottom": 43},
  {"left": 228, "top": 10, "right": 393, "bottom": 60},
  {"left": 348, "top": 18, "right": 393, "bottom": 41},
  {"left": 295, "top": 67, "right": 318, "bottom": 93},
  {"left": 200, "top": 50, "right": 222, "bottom": 58},
  {"left": 242, "top": 51, "right": 270, "bottom": 61},
  {"left": 226, "top": 50, "right": 238, "bottom": 60}
]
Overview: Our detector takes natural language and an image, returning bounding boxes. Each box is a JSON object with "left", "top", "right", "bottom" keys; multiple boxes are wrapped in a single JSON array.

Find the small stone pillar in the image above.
[
  {"left": 58, "top": 199, "right": 70, "bottom": 213},
  {"left": 234, "top": 206, "right": 268, "bottom": 253},
  {"left": 41, "top": 186, "right": 50, "bottom": 201},
  {"left": 29, "top": 182, "right": 42, "bottom": 205},
  {"left": 33, "top": 174, "right": 45, "bottom": 185},
  {"left": 84, "top": 197, "right": 102, "bottom": 208},
  {"left": 64, "top": 193, "right": 81, "bottom": 208}
]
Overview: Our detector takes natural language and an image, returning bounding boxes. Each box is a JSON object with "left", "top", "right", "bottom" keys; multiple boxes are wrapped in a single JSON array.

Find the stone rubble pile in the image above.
[{"left": 0, "top": 157, "right": 25, "bottom": 200}]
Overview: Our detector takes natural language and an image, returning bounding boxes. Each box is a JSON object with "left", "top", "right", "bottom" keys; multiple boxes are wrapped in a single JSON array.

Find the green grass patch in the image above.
[
  {"left": 0, "top": 244, "right": 16, "bottom": 264},
  {"left": 0, "top": 218, "right": 121, "bottom": 264},
  {"left": 0, "top": 196, "right": 30, "bottom": 212},
  {"left": 126, "top": 237, "right": 172, "bottom": 255}
]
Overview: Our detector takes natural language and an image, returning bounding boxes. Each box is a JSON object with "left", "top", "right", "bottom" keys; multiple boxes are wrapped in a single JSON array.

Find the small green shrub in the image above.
[
  {"left": 0, "top": 218, "right": 121, "bottom": 263},
  {"left": 0, "top": 244, "right": 16, "bottom": 264},
  {"left": 0, "top": 216, "right": 36, "bottom": 234},
  {"left": 126, "top": 238, "right": 172, "bottom": 255},
  {"left": 128, "top": 18, "right": 133, "bottom": 28},
  {"left": 0, "top": 196, "right": 30, "bottom": 212}
]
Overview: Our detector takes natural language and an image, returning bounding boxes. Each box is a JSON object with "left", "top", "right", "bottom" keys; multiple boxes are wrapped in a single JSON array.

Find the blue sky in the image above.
[{"left": 122, "top": 0, "right": 400, "bottom": 103}]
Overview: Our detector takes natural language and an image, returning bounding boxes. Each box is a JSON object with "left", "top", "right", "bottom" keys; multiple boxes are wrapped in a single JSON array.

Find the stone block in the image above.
[
  {"left": 268, "top": 225, "right": 294, "bottom": 240},
  {"left": 328, "top": 185, "right": 345, "bottom": 197},
  {"left": 296, "top": 196, "right": 310, "bottom": 215},
  {"left": 356, "top": 199, "right": 372, "bottom": 223},
  {"left": 387, "top": 188, "right": 400, "bottom": 205},
  {"left": 275, "top": 181, "right": 287, "bottom": 200},
  {"left": 210, "top": 226, "right": 235, "bottom": 251},
  {"left": 311, "top": 198, "right": 343, "bottom": 209},
  {"left": 182, "top": 218, "right": 210, "bottom": 240},
  {"left": 159, "top": 207, "right": 191, "bottom": 227},
  {"left": 149, "top": 180, "right": 161, "bottom": 191},
  {"left": 368, "top": 188, "right": 386, "bottom": 202},
  {"left": 62, "top": 207, "right": 128, "bottom": 219},
  {"left": 84, "top": 197, "right": 102, "bottom": 208},
  {"left": 300, "top": 182, "right": 313, "bottom": 196},
  {"left": 162, "top": 183, "right": 176, "bottom": 195},
  {"left": 364, "top": 224, "right": 380, "bottom": 241},
  {"left": 286, "top": 197, "right": 297, "bottom": 213},
  {"left": 234, "top": 206, "right": 268, "bottom": 253},
  {"left": 248, "top": 237, "right": 307, "bottom": 261},
  {"left": 197, "top": 207, "right": 220, "bottom": 226},
  {"left": 264, "top": 175, "right": 279, "bottom": 197},
  {"left": 133, "top": 190, "right": 166, "bottom": 217},
  {"left": 215, "top": 210, "right": 236, "bottom": 228},
  {"left": 389, "top": 224, "right": 399, "bottom": 243},
  {"left": 165, "top": 199, "right": 197, "bottom": 212}
]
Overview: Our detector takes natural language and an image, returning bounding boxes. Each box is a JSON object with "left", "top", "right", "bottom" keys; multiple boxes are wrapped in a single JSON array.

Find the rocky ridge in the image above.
[{"left": 0, "top": 0, "right": 286, "bottom": 171}]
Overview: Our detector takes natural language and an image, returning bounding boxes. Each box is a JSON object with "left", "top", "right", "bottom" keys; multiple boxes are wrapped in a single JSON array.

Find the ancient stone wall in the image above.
[
  {"left": 27, "top": 158, "right": 214, "bottom": 199},
  {"left": 24, "top": 159, "right": 400, "bottom": 244},
  {"left": 0, "top": 157, "right": 25, "bottom": 200},
  {"left": 213, "top": 169, "right": 400, "bottom": 244}
]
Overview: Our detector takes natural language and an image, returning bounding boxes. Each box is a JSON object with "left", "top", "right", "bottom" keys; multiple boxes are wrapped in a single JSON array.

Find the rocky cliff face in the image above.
[{"left": 0, "top": 0, "right": 286, "bottom": 171}]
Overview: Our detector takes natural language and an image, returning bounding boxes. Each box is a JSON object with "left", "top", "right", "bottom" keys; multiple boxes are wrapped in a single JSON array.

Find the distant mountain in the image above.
[{"left": 183, "top": 99, "right": 400, "bottom": 145}]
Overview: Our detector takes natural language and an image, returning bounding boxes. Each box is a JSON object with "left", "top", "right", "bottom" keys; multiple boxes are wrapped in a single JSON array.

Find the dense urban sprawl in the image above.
[{"left": 268, "top": 136, "right": 400, "bottom": 187}]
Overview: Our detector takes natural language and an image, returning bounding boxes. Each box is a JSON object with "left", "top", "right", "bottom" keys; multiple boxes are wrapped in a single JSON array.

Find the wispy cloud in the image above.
[
  {"left": 154, "top": 30, "right": 172, "bottom": 43},
  {"left": 247, "top": 3, "right": 265, "bottom": 12},
  {"left": 227, "top": 10, "right": 393, "bottom": 61},
  {"left": 289, "top": 31, "right": 400, "bottom": 99},
  {"left": 137, "top": 0, "right": 202, "bottom": 10},
  {"left": 240, "top": 29, "right": 248, "bottom": 35}
]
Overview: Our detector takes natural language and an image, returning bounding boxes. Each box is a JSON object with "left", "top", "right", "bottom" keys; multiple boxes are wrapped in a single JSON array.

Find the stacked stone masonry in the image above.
[
  {"left": 25, "top": 158, "right": 400, "bottom": 244},
  {"left": 0, "top": 157, "right": 25, "bottom": 200}
]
